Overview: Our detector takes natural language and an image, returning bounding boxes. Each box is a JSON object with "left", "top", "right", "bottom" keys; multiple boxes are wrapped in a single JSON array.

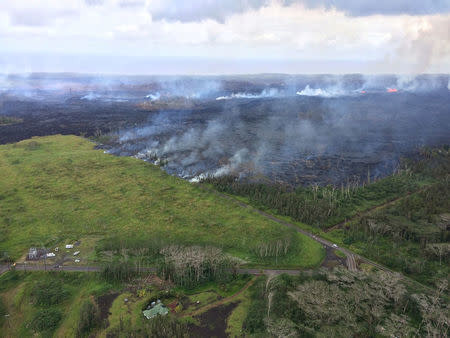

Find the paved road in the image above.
[
  {"left": 211, "top": 188, "right": 402, "bottom": 273},
  {"left": 0, "top": 189, "right": 431, "bottom": 293},
  {"left": 1, "top": 264, "right": 305, "bottom": 276},
  {"left": 0, "top": 264, "right": 10, "bottom": 275},
  {"left": 208, "top": 189, "right": 437, "bottom": 293},
  {"left": 205, "top": 188, "right": 362, "bottom": 270},
  {"left": 0, "top": 197, "right": 388, "bottom": 277}
]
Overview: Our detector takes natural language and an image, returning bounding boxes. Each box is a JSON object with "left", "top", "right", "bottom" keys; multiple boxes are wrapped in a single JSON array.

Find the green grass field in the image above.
[{"left": 0, "top": 135, "right": 323, "bottom": 267}]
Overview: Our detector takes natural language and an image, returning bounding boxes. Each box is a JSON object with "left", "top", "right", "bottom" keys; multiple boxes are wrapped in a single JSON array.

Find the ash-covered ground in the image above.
[{"left": 1, "top": 73, "right": 449, "bottom": 186}]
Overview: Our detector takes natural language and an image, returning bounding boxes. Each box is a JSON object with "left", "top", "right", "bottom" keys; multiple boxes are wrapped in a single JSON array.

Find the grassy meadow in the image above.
[{"left": 0, "top": 135, "right": 323, "bottom": 267}]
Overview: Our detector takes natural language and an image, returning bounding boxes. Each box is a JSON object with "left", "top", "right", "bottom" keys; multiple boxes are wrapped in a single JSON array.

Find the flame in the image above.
[{"left": 387, "top": 88, "right": 398, "bottom": 93}]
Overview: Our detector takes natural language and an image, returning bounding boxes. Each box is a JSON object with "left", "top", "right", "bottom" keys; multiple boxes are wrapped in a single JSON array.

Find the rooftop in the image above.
[{"left": 142, "top": 303, "right": 169, "bottom": 320}]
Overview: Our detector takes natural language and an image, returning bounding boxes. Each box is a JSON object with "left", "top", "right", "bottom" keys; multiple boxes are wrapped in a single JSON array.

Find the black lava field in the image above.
[{"left": 1, "top": 73, "right": 449, "bottom": 186}]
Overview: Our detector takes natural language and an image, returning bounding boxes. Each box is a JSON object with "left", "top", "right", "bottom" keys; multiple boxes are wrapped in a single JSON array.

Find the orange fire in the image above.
[{"left": 387, "top": 88, "right": 398, "bottom": 93}]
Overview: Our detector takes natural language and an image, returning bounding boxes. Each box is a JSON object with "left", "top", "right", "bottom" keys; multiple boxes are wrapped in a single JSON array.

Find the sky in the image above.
[{"left": 0, "top": 0, "right": 449, "bottom": 74}]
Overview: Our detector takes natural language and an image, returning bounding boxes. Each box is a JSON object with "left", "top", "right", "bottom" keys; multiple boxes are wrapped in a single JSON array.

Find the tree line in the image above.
[
  {"left": 243, "top": 268, "right": 449, "bottom": 337},
  {"left": 202, "top": 171, "right": 420, "bottom": 228},
  {"left": 158, "top": 245, "right": 238, "bottom": 288}
]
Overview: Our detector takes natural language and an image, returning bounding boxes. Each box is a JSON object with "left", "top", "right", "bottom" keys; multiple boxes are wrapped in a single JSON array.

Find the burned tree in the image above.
[{"left": 158, "top": 245, "right": 239, "bottom": 287}]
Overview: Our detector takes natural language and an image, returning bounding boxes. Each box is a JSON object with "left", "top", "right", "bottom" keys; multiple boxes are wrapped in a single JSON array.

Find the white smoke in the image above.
[
  {"left": 146, "top": 92, "right": 161, "bottom": 101},
  {"left": 81, "top": 92, "right": 101, "bottom": 100},
  {"left": 0, "top": 74, "right": 11, "bottom": 92},
  {"left": 216, "top": 88, "right": 280, "bottom": 100},
  {"left": 189, "top": 148, "right": 250, "bottom": 182},
  {"left": 296, "top": 84, "right": 350, "bottom": 97},
  {"left": 395, "top": 75, "right": 443, "bottom": 92},
  {"left": 110, "top": 74, "right": 450, "bottom": 184}
]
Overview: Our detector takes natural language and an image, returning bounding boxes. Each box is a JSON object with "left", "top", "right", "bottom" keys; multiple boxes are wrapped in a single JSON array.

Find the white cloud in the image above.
[
  {"left": 0, "top": 0, "right": 448, "bottom": 73},
  {"left": 146, "top": 0, "right": 450, "bottom": 22}
]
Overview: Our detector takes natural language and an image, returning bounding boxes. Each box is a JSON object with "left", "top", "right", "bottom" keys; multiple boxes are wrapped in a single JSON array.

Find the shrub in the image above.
[
  {"left": 243, "top": 277, "right": 267, "bottom": 334},
  {"left": 77, "top": 299, "right": 101, "bottom": 337},
  {"left": 101, "top": 261, "right": 138, "bottom": 282},
  {"left": 25, "top": 141, "right": 41, "bottom": 151},
  {"left": 0, "top": 297, "right": 6, "bottom": 326},
  {"left": 143, "top": 315, "right": 190, "bottom": 338},
  {"left": 30, "top": 309, "right": 62, "bottom": 332},
  {"left": 31, "top": 279, "right": 68, "bottom": 306}
]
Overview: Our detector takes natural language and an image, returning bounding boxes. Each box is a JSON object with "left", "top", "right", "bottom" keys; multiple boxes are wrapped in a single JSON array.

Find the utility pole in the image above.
[{"left": 40, "top": 242, "right": 47, "bottom": 272}]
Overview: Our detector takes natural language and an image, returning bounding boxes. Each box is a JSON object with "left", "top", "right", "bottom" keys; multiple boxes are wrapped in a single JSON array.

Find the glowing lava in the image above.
[{"left": 387, "top": 88, "right": 398, "bottom": 93}]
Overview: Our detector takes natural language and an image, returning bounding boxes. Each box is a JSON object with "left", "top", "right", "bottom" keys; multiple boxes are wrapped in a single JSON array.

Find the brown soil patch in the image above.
[
  {"left": 188, "top": 302, "right": 239, "bottom": 338},
  {"left": 97, "top": 292, "right": 119, "bottom": 324},
  {"left": 321, "top": 246, "right": 346, "bottom": 269}
]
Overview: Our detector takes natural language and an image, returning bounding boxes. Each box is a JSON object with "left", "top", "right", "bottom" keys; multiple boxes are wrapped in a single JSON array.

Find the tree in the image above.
[
  {"left": 77, "top": 299, "right": 101, "bottom": 337},
  {"left": 425, "top": 243, "right": 450, "bottom": 265}
]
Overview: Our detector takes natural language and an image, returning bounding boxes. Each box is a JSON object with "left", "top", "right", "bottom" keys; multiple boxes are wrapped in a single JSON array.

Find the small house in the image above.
[
  {"left": 143, "top": 303, "right": 169, "bottom": 320},
  {"left": 28, "top": 248, "right": 38, "bottom": 260},
  {"left": 65, "top": 244, "right": 74, "bottom": 249},
  {"left": 73, "top": 251, "right": 80, "bottom": 256},
  {"left": 27, "top": 247, "right": 47, "bottom": 260},
  {"left": 46, "top": 252, "right": 56, "bottom": 258}
]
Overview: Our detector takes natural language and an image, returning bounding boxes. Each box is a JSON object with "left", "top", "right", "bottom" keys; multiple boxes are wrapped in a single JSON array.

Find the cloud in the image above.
[
  {"left": 1, "top": 1, "right": 81, "bottom": 27},
  {"left": 149, "top": 0, "right": 269, "bottom": 23},
  {"left": 0, "top": 0, "right": 449, "bottom": 73},
  {"left": 377, "top": 15, "right": 450, "bottom": 72},
  {"left": 9, "top": 8, "right": 79, "bottom": 27},
  {"left": 147, "top": 0, "right": 450, "bottom": 23},
  {"left": 299, "top": 0, "right": 450, "bottom": 17},
  {"left": 118, "top": 0, "right": 145, "bottom": 8},
  {"left": 85, "top": 0, "right": 104, "bottom": 6}
]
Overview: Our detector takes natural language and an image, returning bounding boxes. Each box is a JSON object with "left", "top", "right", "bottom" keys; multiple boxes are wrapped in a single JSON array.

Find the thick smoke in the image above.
[
  {"left": 2, "top": 73, "right": 448, "bottom": 102},
  {"left": 0, "top": 74, "right": 225, "bottom": 102},
  {"left": 2, "top": 72, "right": 448, "bottom": 185},
  {"left": 111, "top": 74, "right": 450, "bottom": 185}
]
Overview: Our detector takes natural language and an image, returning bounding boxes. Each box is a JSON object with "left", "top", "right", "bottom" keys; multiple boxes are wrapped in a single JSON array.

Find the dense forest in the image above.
[
  {"left": 203, "top": 147, "right": 450, "bottom": 286},
  {"left": 343, "top": 178, "right": 449, "bottom": 285},
  {"left": 243, "top": 269, "right": 449, "bottom": 337},
  {"left": 203, "top": 147, "right": 449, "bottom": 229}
]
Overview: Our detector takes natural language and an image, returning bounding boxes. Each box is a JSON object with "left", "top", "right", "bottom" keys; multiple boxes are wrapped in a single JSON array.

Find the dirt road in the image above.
[
  {"left": 182, "top": 277, "right": 258, "bottom": 318},
  {"left": 325, "top": 187, "right": 429, "bottom": 233}
]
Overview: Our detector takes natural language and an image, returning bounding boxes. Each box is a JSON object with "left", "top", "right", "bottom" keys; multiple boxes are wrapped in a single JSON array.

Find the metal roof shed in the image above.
[{"left": 143, "top": 304, "right": 169, "bottom": 320}]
